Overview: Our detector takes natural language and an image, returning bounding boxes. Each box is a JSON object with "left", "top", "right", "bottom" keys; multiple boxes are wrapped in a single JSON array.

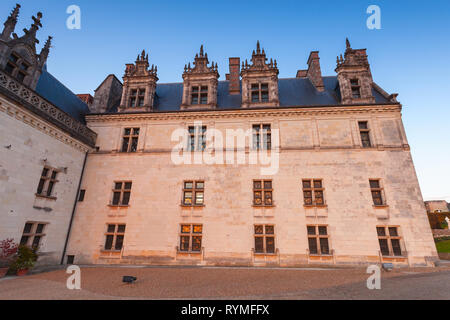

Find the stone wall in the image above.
[
  {"left": 0, "top": 95, "right": 88, "bottom": 265},
  {"left": 66, "top": 105, "right": 438, "bottom": 267}
]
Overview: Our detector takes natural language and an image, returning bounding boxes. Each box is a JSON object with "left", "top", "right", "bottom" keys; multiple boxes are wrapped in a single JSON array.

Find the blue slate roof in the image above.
[
  {"left": 149, "top": 76, "right": 390, "bottom": 113},
  {"left": 35, "top": 68, "right": 90, "bottom": 123}
]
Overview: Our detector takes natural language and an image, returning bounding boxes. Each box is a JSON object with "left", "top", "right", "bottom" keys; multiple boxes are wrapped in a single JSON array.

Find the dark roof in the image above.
[
  {"left": 35, "top": 68, "right": 90, "bottom": 123},
  {"left": 148, "top": 76, "right": 391, "bottom": 112}
]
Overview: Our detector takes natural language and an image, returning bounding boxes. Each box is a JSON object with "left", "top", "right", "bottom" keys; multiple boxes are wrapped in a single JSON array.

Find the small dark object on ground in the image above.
[
  {"left": 123, "top": 276, "right": 137, "bottom": 284},
  {"left": 382, "top": 263, "right": 394, "bottom": 271}
]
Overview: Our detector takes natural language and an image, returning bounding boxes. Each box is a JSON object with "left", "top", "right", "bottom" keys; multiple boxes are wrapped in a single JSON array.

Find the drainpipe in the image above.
[{"left": 60, "top": 151, "right": 88, "bottom": 265}]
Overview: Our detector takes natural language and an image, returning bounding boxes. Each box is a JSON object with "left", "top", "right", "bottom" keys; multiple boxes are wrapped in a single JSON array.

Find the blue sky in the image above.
[{"left": 1, "top": 0, "right": 449, "bottom": 201}]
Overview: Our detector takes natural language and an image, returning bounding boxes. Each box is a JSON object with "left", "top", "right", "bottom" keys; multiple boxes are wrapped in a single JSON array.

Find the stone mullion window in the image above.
[
  {"left": 111, "top": 182, "right": 132, "bottom": 206},
  {"left": 358, "top": 121, "right": 372, "bottom": 148},
  {"left": 254, "top": 225, "right": 275, "bottom": 254},
  {"left": 370, "top": 179, "right": 385, "bottom": 206},
  {"left": 191, "top": 86, "right": 208, "bottom": 105},
  {"left": 20, "top": 222, "right": 47, "bottom": 249},
  {"left": 4, "top": 52, "right": 30, "bottom": 83},
  {"left": 250, "top": 83, "right": 269, "bottom": 103},
  {"left": 377, "top": 226, "right": 403, "bottom": 257},
  {"left": 307, "top": 225, "right": 330, "bottom": 255},
  {"left": 302, "top": 179, "right": 324, "bottom": 206},
  {"left": 179, "top": 224, "right": 203, "bottom": 252},
  {"left": 182, "top": 181, "right": 204, "bottom": 206},
  {"left": 187, "top": 126, "right": 207, "bottom": 151},
  {"left": 36, "top": 167, "right": 59, "bottom": 198},
  {"left": 350, "top": 79, "right": 361, "bottom": 98},
  {"left": 121, "top": 128, "right": 140, "bottom": 153},
  {"left": 104, "top": 224, "right": 126, "bottom": 251},
  {"left": 252, "top": 124, "right": 271, "bottom": 150},
  {"left": 253, "top": 180, "right": 273, "bottom": 206}
]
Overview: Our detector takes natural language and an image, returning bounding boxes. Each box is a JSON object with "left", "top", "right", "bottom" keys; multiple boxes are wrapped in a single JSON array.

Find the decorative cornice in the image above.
[
  {"left": 0, "top": 98, "right": 92, "bottom": 152},
  {"left": 86, "top": 104, "right": 402, "bottom": 123},
  {"left": 0, "top": 69, "right": 97, "bottom": 147}
]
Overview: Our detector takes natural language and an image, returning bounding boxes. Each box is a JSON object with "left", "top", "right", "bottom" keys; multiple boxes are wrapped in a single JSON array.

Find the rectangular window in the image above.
[
  {"left": 370, "top": 179, "right": 385, "bottom": 206},
  {"left": 250, "top": 83, "right": 269, "bottom": 103},
  {"left": 358, "top": 121, "right": 372, "bottom": 148},
  {"left": 377, "top": 226, "right": 403, "bottom": 256},
  {"left": 36, "top": 167, "right": 59, "bottom": 198},
  {"left": 138, "top": 89, "right": 145, "bottom": 107},
  {"left": 252, "top": 124, "right": 271, "bottom": 150},
  {"left": 191, "top": 86, "right": 208, "bottom": 105},
  {"left": 121, "top": 128, "right": 140, "bottom": 153},
  {"left": 4, "top": 53, "right": 29, "bottom": 82},
  {"left": 187, "top": 126, "right": 207, "bottom": 151},
  {"left": 20, "top": 222, "right": 47, "bottom": 250},
  {"left": 78, "top": 189, "right": 86, "bottom": 202},
  {"left": 182, "top": 181, "right": 204, "bottom": 206},
  {"left": 302, "top": 179, "right": 325, "bottom": 206},
  {"left": 254, "top": 225, "right": 275, "bottom": 254},
  {"left": 179, "top": 224, "right": 203, "bottom": 252},
  {"left": 104, "top": 224, "right": 126, "bottom": 251},
  {"left": 111, "top": 181, "right": 132, "bottom": 206},
  {"left": 253, "top": 180, "right": 273, "bottom": 206},
  {"left": 307, "top": 225, "right": 330, "bottom": 255},
  {"left": 351, "top": 79, "right": 361, "bottom": 98}
]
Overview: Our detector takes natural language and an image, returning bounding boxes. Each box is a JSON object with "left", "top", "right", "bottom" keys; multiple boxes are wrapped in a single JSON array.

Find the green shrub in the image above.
[{"left": 9, "top": 245, "right": 38, "bottom": 271}]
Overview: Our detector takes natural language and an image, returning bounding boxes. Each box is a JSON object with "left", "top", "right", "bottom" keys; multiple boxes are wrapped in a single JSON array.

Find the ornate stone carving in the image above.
[
  {"left": 0, "top": 69, "right": 97, "bottom": 147},
  {"left": 119, "top": 50, "right": 158, "bottom": 113},
  {"left": 241, "top": 41, "right": 279, "bottom": 108},
  {"left": 181, "top": 45, "right": 219, "bottom": 110}
]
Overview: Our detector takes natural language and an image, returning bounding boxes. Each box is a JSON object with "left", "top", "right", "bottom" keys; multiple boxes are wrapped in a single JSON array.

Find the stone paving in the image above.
[{"left": 0, "top": 265, "right": 449, "bottom": 300}]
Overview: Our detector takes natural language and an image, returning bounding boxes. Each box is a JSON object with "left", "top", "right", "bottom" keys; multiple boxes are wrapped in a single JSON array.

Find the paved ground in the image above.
[{"left": 0, "top": 264, "right": 449, "bottom": 300}]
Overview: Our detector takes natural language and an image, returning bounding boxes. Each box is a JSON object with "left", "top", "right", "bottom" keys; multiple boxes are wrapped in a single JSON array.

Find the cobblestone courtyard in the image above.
[{"left": 0, "top": 265, "right": 449, "bottom": 300}]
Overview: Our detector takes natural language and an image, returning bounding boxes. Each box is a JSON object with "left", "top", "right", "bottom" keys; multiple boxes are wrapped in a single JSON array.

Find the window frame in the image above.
[
  {"left": 187, "top": 126, "right": 207, "bottom": 151},
  {"left": 179, "top": 224, "right": 203, "bottom": 253},
  {"left": 370, "top": 179, "right": 386, "bottom": 206},
  {"left": 20, "top": 222, "right": 47, "bottom": 250},
  {"left": 250, "top": 83, "right": 269, "bottom": 103},
  {"left": 191, "top": 85, "right": 208, "bottom": 105},
  {"left": 129, "top": 89, "right": 146, "bottom": 107},
  {"left": 110, "top": 181, "right": 132, "bottom": 206},
  {"left": 350, "top": 79, "right": 361, "bottom": 99},
  {"left": 376, "top": 226, "right": 404, "bottom": 257},
  {"left": 254, "top": 224, "right": 276, "bottom": 254},
  {"left": 36, "top": 167, "right": 59, "bottom": 199},
  {"left": 302, "top": 179, "right": 325, "bottom": 206},
  {"left": 121, "top": 128, "right": 140, "bottom": 153},
  {"left": 253, "top": 179, "right": 273, "bottom": 206},
  {"left": 182, "top": 180, "right": 205, "bottom": 206},
  {"left": 252, "top": 124, "right": 272, "bottom": 150},
  {"left": 358, "top": 121, "right": 372, "bottom": 148},
  {"left": 4, "top": 52, "right": 30, "bottom": 83},
  {"left": 307, "top": 225, "right": 331, "bottom": 256},
  {"left": 104, "top": 224, "right": 126, "bottom": 251}
]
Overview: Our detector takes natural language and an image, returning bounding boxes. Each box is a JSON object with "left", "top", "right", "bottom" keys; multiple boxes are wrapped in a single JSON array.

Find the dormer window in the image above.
[
  {"left": 350, "top": 79, "right": 361, "bottom": 98},
  {"left": 191, "top": 86, "right": 208, "bottom": 105},
  {"left": 251, "top": 83, "right": 269, "bottom": 103},
  {"left": 4, "top": 52, "right": 30, "bottom": 83},
  {"left": 129, "top": 89, "right": 145, "bottom": 107}
]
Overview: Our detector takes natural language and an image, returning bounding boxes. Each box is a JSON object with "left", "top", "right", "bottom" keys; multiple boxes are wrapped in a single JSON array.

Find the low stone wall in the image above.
[
  {"left": 432, "top": 229, "right": 450, "bottom": 238},
  {"left": 438, "top": 253, "right": 450, "bottom": 261}
]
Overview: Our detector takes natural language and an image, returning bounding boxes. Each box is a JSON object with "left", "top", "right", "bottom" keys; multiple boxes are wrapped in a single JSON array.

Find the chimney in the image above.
[
  {"left": 227, "top": 57, "right": 240, "bottom": 95},
  {"left": 306, "top": 51, "right": 325, "bottom": 92}
]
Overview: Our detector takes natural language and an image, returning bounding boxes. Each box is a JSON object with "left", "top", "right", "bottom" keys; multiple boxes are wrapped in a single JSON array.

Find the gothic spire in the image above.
[
  {"left": 346, "top": 38, "right": 351, "bottom": 49},
  {"left": 1, "top": 4, "right": 21, "bottom": 41},
  {"left": 38, "top": 36, "right": 52, "bottom": 68}
]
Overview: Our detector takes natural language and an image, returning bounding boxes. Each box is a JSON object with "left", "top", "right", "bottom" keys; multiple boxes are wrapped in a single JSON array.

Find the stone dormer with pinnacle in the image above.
[
  {"left": 181, "top": 45, "right": 219, "bottom": 110},
  {"left": 119, "top": 50, "right": 158, "bottom": 112},
  {"left": 241, "top": 41, "right": 279, "bottom": 108},
  {"left": 335, "top": 38, "right": 375, "bottom": 104},
  {"left": 0, "top": 4, "right": 52, "bottom": 90}
]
